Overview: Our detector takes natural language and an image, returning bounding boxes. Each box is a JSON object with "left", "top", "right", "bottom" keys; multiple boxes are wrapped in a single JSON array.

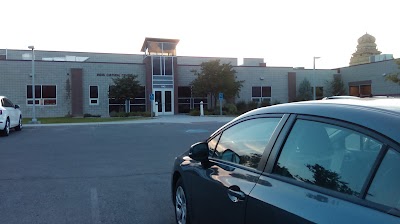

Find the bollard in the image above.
[
  {"left": 200, "top": 101, "right": 204, "bottom": 116},
  {"left": 155, "top": 102, "right": 159, "bottom": 117}
]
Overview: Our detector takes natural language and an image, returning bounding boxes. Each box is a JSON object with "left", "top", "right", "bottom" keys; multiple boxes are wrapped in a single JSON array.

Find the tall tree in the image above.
[
  {"left": 384, "top": 59, "right": 400, "bottom": 85},
  {"left": 191, "top": 60, "right": 244, "bottom": 108},
  {"left": 108, "top": 75, "right": 141, "bottom": 112},
  {"left": 297, "top": 78, "right": 312, "bottom": 101},
  {"left": 326, "top": 75, "right": 346, "bottom": 96}
]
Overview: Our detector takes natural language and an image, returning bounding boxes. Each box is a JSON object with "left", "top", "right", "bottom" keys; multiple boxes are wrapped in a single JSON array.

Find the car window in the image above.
[
  {"left": 208, "top": 133, "right": 221, "bottom": 156},
  {"left": 273, "top": 119, "right": 382, "bottom": 197},
  {"left": 213, "top": 118, "right": 281, "bottom": 169},
  {"left": 366, "top": 149, "right": 400, "bottom": 209},
  {"left": 3, "top": 98, "right": 14, "bottom": 107}
]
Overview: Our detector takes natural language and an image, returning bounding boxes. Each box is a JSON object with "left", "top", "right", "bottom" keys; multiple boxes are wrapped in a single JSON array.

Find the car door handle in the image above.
[{"left": 227, "top": 186, "right": 246, "bottom": 202}]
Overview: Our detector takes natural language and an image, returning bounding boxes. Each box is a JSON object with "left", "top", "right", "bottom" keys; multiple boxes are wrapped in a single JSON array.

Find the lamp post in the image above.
[
  {"left": 313, "top": 57, "right": 321, "bottom": 100},
  {"left": 28, "top": 46, "right": 37, "bottom": 123}
]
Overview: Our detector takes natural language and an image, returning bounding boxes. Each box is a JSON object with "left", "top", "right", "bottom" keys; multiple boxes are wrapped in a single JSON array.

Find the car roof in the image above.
[{"left": 234, "top": 98, "right": 400, "bottom": 143}]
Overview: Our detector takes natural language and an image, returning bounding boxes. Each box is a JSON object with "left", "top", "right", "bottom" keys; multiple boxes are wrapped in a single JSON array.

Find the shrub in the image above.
[
  {"left": 84, "top": 113, "right": 101, "bottom": 118},
  {"left": 189, "top": 109, "right": 200, "bottom": 116},
  {"left": 260, "top": 99, "right": 271, "bottom": 107},
  {"left": 223, "top": 103, "right": 237, "bottom": 115},
  {"left": 236, "top": 101, "right": 248, "bottom": 114},
  {"left": 247, "top": 101, "right": 258, "bottom": 111},
  {"left": 109, "top": 111, "right": 118, "bottom": 117}
]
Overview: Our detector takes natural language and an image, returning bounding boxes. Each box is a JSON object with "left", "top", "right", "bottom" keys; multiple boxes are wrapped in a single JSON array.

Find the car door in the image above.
[
  {"left": 189, "top": 115, "right": 284, "bottom": 224},
  {"left": 3, "top": 98, "right": 16, "bottom": 127},
  {"left": 246, "top": 115, "right": 400, "bottom": 223}
]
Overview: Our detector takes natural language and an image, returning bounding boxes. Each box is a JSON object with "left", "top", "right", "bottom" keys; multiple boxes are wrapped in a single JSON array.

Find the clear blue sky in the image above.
[{"left": 1, "top": 0, "right": 398, "bottom": 69}]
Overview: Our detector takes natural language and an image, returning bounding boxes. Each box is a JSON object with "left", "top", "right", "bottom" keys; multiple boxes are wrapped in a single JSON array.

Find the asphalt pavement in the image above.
[{"left": 0, "top": 115, "right": 233, "bottom": 224}]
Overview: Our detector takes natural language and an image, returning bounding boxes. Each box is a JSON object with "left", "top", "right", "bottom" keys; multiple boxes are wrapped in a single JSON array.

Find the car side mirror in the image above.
[
  {"left": 189, "top": 142, "right": 209, "bottom": 162},
  {"left": 14, "top": 105, "right": 20, "bottom": 109}
]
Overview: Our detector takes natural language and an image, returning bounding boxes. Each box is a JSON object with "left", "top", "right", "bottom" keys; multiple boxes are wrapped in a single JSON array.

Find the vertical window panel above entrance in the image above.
[{"left": 152, "top": 56, "right": 174, "bottom": 76}]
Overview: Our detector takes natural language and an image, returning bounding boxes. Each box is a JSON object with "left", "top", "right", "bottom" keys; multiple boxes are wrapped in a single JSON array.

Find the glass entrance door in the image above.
[{"left": 154, "top": 89, "right": 174, "bottom": 115}]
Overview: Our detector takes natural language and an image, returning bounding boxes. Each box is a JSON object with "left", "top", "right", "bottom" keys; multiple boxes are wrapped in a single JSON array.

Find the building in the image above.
[{"left": 0, "top": 35, "right": 399, "bottom": 118}]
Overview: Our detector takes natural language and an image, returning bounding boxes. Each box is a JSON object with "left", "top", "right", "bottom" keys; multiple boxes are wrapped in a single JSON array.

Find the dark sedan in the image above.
[{"left": 171, "top": 98, "right": 400, "bottom": 224}]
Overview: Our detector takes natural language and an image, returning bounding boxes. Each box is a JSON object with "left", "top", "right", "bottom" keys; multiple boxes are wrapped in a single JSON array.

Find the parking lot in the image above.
[{"left": 0, "top": 118, "right": 230, "bottom": 224}]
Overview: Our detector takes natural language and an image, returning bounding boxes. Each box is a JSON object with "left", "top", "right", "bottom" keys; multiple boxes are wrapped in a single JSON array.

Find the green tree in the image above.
[
  {"left": 326, "top": 75, "right": 346, "bottom": 96},
  {"left": 297, "top": 78, "right": 312, "bottom": 101},
  {"left": 384, "top": 59, "right": 400, "bottom": 85},
  {"left": 191, "top": 60, "right": 244, "bottom": 108},
  {"left": 108, "top": 75, "right": 141, "bottom": 112}
]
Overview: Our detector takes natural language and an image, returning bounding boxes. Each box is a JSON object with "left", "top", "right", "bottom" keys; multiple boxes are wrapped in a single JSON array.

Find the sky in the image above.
[{"left": 1, "top": 0, "right": 399, "bottom": 69}]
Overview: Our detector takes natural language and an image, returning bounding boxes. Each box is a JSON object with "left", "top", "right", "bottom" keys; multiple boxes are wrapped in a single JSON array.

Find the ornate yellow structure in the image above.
[{"left": 349, "top": 33, "right": 381, "bottom": 66}]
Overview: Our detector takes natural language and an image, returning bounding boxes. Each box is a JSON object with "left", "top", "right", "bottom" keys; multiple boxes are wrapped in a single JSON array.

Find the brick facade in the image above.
[{"left": 0, "top": 49, "right": 398, "bottom": 117}]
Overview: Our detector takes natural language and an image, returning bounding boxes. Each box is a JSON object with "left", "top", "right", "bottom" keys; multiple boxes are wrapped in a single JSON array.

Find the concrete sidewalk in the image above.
[{"left": 23, "top": 115, "right": 237, "bottom": 127}]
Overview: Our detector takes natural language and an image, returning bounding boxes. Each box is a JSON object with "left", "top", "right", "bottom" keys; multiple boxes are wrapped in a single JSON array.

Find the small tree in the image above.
[
  {"left": 191, "top": 60, "right": 244, "bottom": 109},
  {"left": 297, "top": 78, "right": 312, "bottom": 101},
  {"left": 384, "top": 59, "right": 400, "bottom": 85},
  {"left": 326, "top": 75, "right": 346, "bottom": 96},
  {"left": 108, "top": 75, "right": 141, "bottom": 112}
]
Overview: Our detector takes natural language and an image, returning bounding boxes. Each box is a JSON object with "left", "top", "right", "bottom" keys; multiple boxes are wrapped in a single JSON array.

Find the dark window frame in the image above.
[
  {"left": 89, "top": 85, "right": 99, "bottom": 106},
  {"left": 252, "top": 86, "right": 272, "bottom": 103},
  {"left": 26, "top": 84, "right": 57, "bottom": 106}
]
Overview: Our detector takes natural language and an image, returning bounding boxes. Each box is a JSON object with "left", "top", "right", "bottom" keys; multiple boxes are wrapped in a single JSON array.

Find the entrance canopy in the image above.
[{"left": 141, "top": 37, "right": 180, "bottom": 56}]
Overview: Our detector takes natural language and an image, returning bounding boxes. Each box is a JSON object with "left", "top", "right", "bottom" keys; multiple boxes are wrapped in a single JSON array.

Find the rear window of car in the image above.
[
  {"left": 273, "top": 119, "right": 382, "bottom": 197},
  {"left": 366, "top": 149, "right": 400, "bottom": 209}
]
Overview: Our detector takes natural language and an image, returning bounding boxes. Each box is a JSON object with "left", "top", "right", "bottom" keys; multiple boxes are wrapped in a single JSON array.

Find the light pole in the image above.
[
  {"left": 28, "top": 45, "right": 37, "bottom": 123},
  {"left": 313, "top": 56, "right": 321, "bottom": 100}
]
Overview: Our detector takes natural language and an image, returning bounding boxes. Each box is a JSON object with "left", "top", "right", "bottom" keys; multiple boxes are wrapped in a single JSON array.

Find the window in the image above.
[
  {"left": 178, "top": 86, "right": 191, "bottom": 113},
  {"left": 129, "top": 86, "right": 146, "bottom": 112},
  {"left": 89, "top": 86, "right": 99, "bottom": 105},
  {"left": 108, "top": 85, "right": 125, "bottom": 113},
  {"left": 252, "top": 86, "right": 271, "bottom": 105},
  {"left": 367, "top": 149, "right": 400, "bottom": 209},
  {"left": 349, "top": 84, "right": 371, "bottom": 97},
  {"left": 27, "top": 85, "right": 57, "bottom": 105},
  {"left": 212, "top": 118, "right": 281, "bottom": 169},
  {"left": 2, "top": 98, "right": 14, "bottom": 107},
  {"left": 208, "top": 133, "right": 221, "bottom": 156},
  {"left": 273, "top": 119, "right": 382, "bottom": 196},
  {"left": 152, "top": 56, "right": 174, "bottom": 76}
]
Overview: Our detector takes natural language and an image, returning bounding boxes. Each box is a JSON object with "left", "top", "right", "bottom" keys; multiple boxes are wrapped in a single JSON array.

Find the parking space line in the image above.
[{"left": 90, "top": 188, "right": 100, "bottom": 224}]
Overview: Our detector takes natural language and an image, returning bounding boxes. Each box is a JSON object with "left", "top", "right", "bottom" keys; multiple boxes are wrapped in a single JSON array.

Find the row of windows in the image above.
[
  {"left": 27, "top": 85, "right": 57, "bottom": 105},
  {"left": 108, "top": 86, "right": 146, "bottom": 113},
  {"left": 208, "top": 117, "right": 400, "bottom": 211},
  {"left": 25, "top": 85, "right": 147, "bottom": 109},
  {"left": 23, "top": 84, "right": 371, "bottom": 108},
  {"left": 177, "top": 86, "right": 207, "bottom": 113},
  {"left": 350, "top": 84, "right": 372, "bottom": 97}
]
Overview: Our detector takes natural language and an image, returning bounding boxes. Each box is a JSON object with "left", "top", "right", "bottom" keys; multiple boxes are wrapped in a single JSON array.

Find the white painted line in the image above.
[{"left": 91, "top": 188, "right": 100, "bottom": 224}]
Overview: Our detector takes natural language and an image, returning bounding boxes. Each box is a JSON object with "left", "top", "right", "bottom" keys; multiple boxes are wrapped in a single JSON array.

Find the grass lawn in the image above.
[{"left": 22, "top": 116, "right": 147, "bottom": 124}]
